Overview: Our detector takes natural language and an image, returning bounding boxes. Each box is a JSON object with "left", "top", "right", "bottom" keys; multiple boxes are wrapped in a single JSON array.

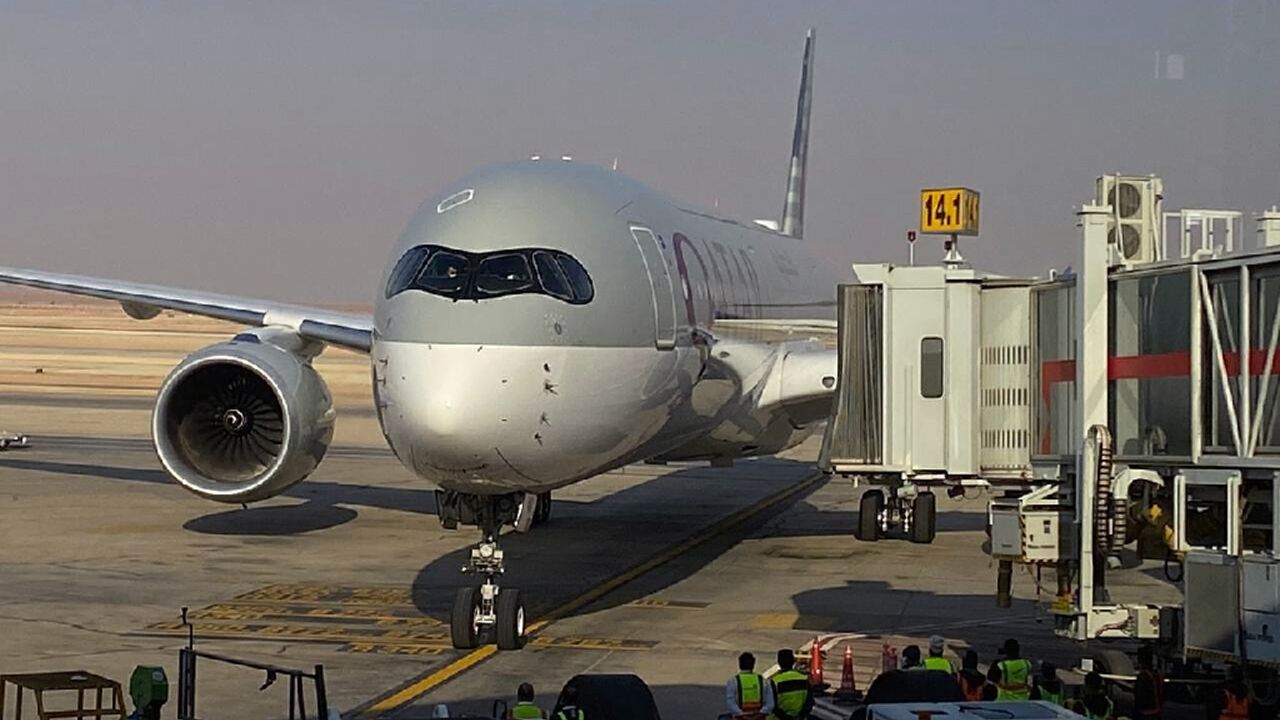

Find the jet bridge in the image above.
[
  {"left": 821, "top": 175, "right": 1280, "bottom": 697},
  {"left": 818, "top": 258, "right": 1048, "bottom": 542}
]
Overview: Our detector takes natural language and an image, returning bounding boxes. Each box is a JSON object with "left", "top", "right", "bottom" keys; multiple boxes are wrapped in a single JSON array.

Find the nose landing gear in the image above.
[
  {"left": 440, "top": 491, "right": 545, "bottom": 650},
  {"left": 450, "top": 535, "right": 526, "bottom": 650}
]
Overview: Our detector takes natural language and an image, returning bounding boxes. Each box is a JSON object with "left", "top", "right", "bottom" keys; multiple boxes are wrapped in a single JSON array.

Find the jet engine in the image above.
[{"left": 152, "top": 330, "right": 335, "bottom": 503}]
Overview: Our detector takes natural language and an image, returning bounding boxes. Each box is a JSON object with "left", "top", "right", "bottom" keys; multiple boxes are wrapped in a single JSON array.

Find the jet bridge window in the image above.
[
  {"left": 385, "top": 244, "right": 593, "bottom": 304},
  {"left": 921, "top": 337, "right": 944, "bottom": 398}
]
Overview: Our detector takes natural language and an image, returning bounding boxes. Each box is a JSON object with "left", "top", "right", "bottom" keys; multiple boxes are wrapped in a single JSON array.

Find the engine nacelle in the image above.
[{"left": 152, "top": 331, "right": 335, "bottom": 503}]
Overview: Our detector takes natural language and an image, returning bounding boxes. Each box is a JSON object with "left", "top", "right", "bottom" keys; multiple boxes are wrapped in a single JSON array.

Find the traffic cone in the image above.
[
  {"left": 834, "top": 645, "right": 860, "bottom": 702},
  {"left": 807, "top": 636, "right": 827, "bottom": 692}
]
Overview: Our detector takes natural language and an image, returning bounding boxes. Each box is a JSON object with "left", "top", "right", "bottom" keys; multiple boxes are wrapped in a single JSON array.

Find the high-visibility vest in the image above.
[
  {"left": 736, "top": 672, "right": 766, "bottom": 717},
  {"left": 995, "top": 658, "right": 1032, "bottom": 701},
  {"left": 770, "top": 670, "right": 809, "bottom": 720},
  {"left": 923, "top": 656, "right": 954, "bottom": 673},
  {"left": 1036, "top": 680, "right": 1065, "bottom": 706},
  {"left": 555, "top": 706, "right": 584, "bottom": 720},
  {"left": 511, "top": 701, "right": 546, "bottom": 719},
  {"left": 1220, "top": 690, "right": 1249, "bottom": 720},
  {"left": 1082, "top": 696, "right": 1114, "bottom": 720},
  {"left": 958, "top": 671, "right": 985, "bottom": 701}
]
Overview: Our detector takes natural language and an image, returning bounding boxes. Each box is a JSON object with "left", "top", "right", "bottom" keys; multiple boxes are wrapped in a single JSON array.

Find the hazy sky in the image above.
[{"left": 2, "top": 1, "right": 1277, "bottom": 305}]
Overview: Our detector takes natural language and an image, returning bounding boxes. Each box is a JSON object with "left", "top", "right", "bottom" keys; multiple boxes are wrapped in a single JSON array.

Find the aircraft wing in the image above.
[{"left": 0, "top": 266, "right": 372, "bottom": 353}]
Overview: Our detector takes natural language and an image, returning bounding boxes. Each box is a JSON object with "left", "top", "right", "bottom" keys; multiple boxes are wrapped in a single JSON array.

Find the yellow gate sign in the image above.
[{"left": 920, "top": 187, "right": 980, "bottom": 235}]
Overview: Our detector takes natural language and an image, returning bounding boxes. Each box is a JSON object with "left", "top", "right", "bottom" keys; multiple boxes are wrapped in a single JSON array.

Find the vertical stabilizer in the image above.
[{"left": 780, "top": 28, "right": 815, "bottom": 239}]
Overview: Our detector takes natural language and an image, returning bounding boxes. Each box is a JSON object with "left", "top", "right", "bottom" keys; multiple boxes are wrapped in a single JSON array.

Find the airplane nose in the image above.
[
  {"left": 375, "top": 340, "right": 666, "bottom": 493},
  {"left": 421, "top": 391, "right": 461, "bottom": 438},
  {"left": 380, "top": 342, "right": 503, "bottom": 474}
]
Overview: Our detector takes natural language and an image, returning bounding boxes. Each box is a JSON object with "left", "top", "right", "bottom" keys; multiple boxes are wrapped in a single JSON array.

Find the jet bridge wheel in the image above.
[
  {"left": 495, "top": 588, "right": 526, "bottom": 650},
  {"left": 451, "top": 586, "right": 482, "bottom": 650},
  {"left": 857, "top": 490, "right": 885, "bottom": 542},
  {"left": 910, "top": 492, "right": 937, "bottom": 544}
]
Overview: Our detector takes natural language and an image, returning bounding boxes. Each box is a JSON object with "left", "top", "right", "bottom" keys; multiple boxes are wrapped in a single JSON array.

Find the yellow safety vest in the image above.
[
  {"left": 996, "top": 658, "right": 1032, "bottom": 701},
  {"left": 512, "top": 701, "right": 546, "bottom": 719},
  {"left": 736, "top": 672, "right": 765, "bottom": 717},
  {"left": 770, "top": 670, "right": 809, "bottom": 720},
  {"left": 923, "top": 656, "right": 954, "bottom": 673},
  {"left": 1036, "top": 681, "right": 1065, "bottom": 706}
]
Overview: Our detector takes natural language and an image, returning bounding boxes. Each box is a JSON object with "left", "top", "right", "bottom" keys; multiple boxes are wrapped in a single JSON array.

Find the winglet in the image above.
[{"left": 780, "top": 28, "right": 815, "bottom": 239}]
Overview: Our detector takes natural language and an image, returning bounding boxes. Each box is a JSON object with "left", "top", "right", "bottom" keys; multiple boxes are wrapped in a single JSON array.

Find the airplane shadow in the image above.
[{"left": 408, "top": 459, "right": 823, "bottom": 622}]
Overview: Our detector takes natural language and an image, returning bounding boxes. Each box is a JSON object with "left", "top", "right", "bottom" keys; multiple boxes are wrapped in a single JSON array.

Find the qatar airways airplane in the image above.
[{"left": 0, "top": 29, "right": 845, "bottom": 650}]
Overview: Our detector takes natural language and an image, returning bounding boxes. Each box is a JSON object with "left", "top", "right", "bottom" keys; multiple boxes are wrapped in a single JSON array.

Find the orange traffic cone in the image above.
[
  {"left": 834, "top": 645, "right": 860, "bottom": 701},
  {"left": 807, "top": 636, "right": 827, "bottom": 692}
]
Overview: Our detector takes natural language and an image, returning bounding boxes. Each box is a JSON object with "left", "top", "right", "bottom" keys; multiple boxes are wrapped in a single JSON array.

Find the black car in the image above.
[{"left": 552, "top": 674, "right": 662, "bottom": 720}]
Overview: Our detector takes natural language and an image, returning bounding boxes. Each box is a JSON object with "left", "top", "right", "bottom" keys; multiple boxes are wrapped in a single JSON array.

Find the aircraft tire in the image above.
[
  {"left": 911, "top": 492, "right": 937, "bottom": 544},
  {"left": 451, "top": 586, "right": 480, "bottom": 650},
  {"left": 857, "top": 490, "right": 884, "bottom": 542},
  {"left": 495, "top": 588, "right": 526, "bottom": 650}
]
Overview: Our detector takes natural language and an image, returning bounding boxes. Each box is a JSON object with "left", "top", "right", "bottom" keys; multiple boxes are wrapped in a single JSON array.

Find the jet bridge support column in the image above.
[{"left": 1077, "top": 204, "right": 1112, "bottom": 624}]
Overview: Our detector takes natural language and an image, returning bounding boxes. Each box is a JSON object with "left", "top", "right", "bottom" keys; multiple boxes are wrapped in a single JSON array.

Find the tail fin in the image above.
[{"left": 780, "top": 28, "right": 815, "bottom": 239}]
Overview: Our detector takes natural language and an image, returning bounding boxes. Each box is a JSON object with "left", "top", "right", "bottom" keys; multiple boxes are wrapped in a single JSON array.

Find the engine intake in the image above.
[{"left": 153, "top": 333, "right": 335, "bottom": 503}]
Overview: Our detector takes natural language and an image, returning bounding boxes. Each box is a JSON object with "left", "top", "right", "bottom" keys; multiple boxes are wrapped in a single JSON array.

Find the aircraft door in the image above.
[{"left": 630, "top": 226, "right": 678, "bottom": 350}]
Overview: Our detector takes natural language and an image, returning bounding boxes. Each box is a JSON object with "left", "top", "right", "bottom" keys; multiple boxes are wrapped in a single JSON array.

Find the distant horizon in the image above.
[{"left": 1, "top": 1, "right": 1276, "bottom": 304}]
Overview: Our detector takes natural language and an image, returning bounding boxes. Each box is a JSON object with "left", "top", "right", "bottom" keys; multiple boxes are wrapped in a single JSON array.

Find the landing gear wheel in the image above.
[
  {"left": 857, "top": 490, "right": 884, "bottom": 542},
  {"left": 911, "top": 492, "right": 937, "bottom": 544},
  {"left": 451, "top": 586, "right": 481, "bottom": 650},
  {"left": 495, "top": 588, "right": 526, "bottom": 650}
]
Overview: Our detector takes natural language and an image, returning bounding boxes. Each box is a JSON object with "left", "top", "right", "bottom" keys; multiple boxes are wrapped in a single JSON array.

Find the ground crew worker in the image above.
[
  {"left": 957, "top": 650, "right": 986, "bottom": 702},
  {"left": 1134, "top": 646, "right": 1164, "bottom": 720},
  {"left": 554, "top": 686, "right": 584, "bottom": 720},
  {"left": 982, "top": 665, "right": 1000, "bottom": 701},
  {"left": 923, "top": 635, "right": 955, "bottom": 673},
  {"left": 1076, "top": 672, "right": 1114, "bottom": 720},
  {"left": 510, "top": 683, "right": 547, "bottom": 719},
  {"left": 1031, "top": 661, "right": 1065, "bottom": 706},
  {"left": 725, "top": 652, "right": 775, "bottom": 720},
  {"left": 901, "top": 645, "right": 923, "bottom": 670},
  {"left": 1217, "top": 665, "right": 1250, "bottom": 720},
  {"left": 769, "top": 649, "right": 813, "bottom": 720},
  {"left": 993, "top": 638, "right": 1032, "bottom": 701}
]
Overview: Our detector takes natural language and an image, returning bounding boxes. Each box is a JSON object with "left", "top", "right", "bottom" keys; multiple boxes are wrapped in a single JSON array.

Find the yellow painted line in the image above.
[
  {"left": 361, "top": 645, "right": 498, "bottom": 714},
  {"left": 358, "top": 469, "right": 825, "bottom": 718}
]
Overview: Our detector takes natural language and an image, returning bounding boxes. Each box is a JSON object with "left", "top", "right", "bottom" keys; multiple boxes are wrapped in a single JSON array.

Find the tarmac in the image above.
[{"left": 0, "top": 303, "right": 1185, "bottom": 719}]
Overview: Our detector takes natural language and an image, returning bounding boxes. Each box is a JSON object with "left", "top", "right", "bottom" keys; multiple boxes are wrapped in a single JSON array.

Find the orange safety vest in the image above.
[
  {"left": 1220, "top": 690, "right": 1249, "bottom": 720},
  {"left": 958, "top": 671, "right": 985, "bottom": 701}
]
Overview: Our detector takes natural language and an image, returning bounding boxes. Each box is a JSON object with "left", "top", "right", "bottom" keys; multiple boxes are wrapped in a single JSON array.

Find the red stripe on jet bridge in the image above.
[{"left": 1036, "top": 350, "right": 1280, "bottom": 453}]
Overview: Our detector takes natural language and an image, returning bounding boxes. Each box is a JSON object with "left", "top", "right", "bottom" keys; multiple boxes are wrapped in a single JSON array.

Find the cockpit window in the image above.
[
  {"left": 475, "top": 253, "right": 534, "bottom": 296},
  {"left": 558, "top": 254, "right": 594, "bottom": 303},
  {"left": 385, "top": 244, "right": 594, "bottom": 304},
  {"left": 532, "top": 251, "right": 573, "bottom": 301},
  {"left": 417, "top": 249, "right": 470, "bottom": 296}
]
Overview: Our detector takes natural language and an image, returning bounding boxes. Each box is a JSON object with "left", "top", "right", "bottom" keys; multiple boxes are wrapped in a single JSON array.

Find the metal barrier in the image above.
[{"left": 174, "top": 608, "right": 328, "bottom": 720}]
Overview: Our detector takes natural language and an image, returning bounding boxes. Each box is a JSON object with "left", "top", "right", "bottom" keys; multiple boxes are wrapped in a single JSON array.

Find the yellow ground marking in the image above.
[
  {"left": 626, "top": 598, "right": 710, "bottom": 609},
  {"left": 358, "top": 470, "right": 826, "bottom": 718},
  {"left": 139, "top": 621, "right": 449, "bottom": 647}
]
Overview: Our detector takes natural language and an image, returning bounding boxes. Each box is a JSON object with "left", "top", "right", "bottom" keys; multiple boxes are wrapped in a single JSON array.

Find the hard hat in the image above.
[
  {"left": 929, "top": 635, "right": 945, "bottom": 654},
  {"left": 431, "top": 704, "right": 450, "bottom": 718}
]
